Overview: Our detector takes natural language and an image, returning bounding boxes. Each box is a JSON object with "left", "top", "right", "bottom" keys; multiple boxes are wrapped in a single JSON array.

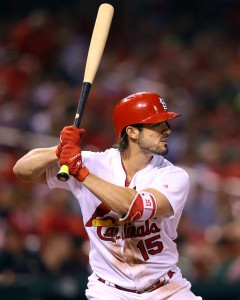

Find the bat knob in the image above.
[{"left": 57, "top": 165, "right": 70, "bottom": 181}]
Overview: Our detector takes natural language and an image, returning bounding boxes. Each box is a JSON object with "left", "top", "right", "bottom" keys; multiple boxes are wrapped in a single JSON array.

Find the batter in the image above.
[{"left": 13, "top": 92, "right": 202, "bottom": 299}]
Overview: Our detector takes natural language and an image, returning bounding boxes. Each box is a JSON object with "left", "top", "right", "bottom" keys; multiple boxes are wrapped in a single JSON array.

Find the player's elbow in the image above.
[
  {"left": 13, "top": 160, "right": 35, "bottom": 182},
  {"left": 13, "top": 161, "right": 29, "bottom": 181}
]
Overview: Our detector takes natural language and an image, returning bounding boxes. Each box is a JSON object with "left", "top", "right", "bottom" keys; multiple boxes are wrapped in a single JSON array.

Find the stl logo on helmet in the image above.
[{"left": 159, "top": 98, "right": 167, "bottom": 111}]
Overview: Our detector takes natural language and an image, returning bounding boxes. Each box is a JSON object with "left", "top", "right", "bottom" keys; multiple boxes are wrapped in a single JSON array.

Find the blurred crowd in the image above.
[{"left": 0, "top": 0, "right": 240, "bottom": 296}]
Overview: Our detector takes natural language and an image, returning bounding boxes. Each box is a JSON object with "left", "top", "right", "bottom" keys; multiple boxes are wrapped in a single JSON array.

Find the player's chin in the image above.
[
  {"left": 161, "top": 146, "right": 169, "bottom": 156},
  {"left": 153, "top": 145, "right": 169, "bottom": 156},
  {"left": 160, "top": 142, "right": 169, "bottom": 153}
]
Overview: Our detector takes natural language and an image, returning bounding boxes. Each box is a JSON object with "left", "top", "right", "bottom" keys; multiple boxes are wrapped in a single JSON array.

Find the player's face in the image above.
[{"left": 137, "top": 122, "right": 171, "bottom": 155}]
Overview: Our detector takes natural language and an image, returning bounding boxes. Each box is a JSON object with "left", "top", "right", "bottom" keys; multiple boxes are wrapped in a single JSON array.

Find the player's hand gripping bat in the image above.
[{"left": 57, "top": 3, "right": 114, "bottom": 182}]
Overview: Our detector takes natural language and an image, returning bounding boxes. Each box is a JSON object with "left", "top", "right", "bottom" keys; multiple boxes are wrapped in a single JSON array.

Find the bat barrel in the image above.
[{"left": 57, "top": 3, "right": 114, "bottom": 182}]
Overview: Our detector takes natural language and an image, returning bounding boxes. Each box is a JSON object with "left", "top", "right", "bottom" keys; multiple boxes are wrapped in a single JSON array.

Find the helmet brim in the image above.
[{"left": 140, "top": 111, "right": 181, "bottom": 124}]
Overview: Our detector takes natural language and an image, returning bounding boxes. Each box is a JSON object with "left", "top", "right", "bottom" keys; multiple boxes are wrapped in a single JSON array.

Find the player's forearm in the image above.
[
  {"left": 82, "top": 172, "right": 137, "bottom": 214},
  {"left": 13, "top": 146, "right": 58, "bottom": 184}
]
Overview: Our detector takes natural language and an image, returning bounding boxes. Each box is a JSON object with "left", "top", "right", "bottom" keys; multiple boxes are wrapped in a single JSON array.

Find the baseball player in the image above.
[{"left": 13, "top": 92, "right": 202, "bottom": 299}]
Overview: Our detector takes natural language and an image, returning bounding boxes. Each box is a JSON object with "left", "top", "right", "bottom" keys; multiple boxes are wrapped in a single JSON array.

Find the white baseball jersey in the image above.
[{"left": 46, "top": 148, "right": 189, "bottom": 291}]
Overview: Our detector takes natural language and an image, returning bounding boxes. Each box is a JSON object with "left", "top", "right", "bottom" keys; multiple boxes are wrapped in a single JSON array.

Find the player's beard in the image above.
[{"left": 137, "top": 133, "right": 169, "bottom": 155}]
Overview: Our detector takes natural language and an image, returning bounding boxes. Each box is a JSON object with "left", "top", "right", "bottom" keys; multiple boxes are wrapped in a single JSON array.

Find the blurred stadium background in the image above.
[{"left": 0, "top": 0, "right": 240, "bottom": 299}]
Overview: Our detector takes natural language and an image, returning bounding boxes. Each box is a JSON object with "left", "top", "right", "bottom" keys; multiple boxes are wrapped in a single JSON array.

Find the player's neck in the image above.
[{"left": 121, "top": 148, "right": 153, "bottom": 181}]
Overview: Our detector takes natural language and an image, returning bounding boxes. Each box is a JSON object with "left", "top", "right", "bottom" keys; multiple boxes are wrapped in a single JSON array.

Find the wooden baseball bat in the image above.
[{"left": 57, "top": 3, "right": 114, "bottom": 181}]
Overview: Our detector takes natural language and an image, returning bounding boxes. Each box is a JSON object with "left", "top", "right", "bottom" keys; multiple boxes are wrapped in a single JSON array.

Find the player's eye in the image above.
[{"left": 152, "top": 122, "right": 164, "bottom": 128}]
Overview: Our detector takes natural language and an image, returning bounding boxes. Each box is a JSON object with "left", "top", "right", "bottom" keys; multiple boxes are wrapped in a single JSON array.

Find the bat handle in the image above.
[{"left": 57, "top": 82, "right": 92, "bottom": 182}]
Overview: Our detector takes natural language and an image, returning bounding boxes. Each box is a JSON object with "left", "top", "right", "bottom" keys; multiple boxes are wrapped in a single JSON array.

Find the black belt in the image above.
[{"left": 98, "top": 270, "right": 174, "bottom": 294}]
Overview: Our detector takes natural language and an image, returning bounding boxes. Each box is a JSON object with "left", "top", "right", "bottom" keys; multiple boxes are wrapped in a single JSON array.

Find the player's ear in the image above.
[{"left": 126, "top": 126, "right": 139, "bottom": 139}]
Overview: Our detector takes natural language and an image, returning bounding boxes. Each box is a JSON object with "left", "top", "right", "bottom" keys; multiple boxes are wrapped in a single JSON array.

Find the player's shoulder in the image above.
[
  {"left": 82, "top": 148, "right": 119, "bottom": 160},
  {"left": 153, "top": 155, "right": 189, "bottom": 178}
]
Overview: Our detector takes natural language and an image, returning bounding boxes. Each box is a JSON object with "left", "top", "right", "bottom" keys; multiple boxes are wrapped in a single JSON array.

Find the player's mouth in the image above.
[
  {"left": 160, "top": 134, "right": 169, "bottom": 144},
  {"left": 160, "top": 138, "right": 168, "bottom": 144}
]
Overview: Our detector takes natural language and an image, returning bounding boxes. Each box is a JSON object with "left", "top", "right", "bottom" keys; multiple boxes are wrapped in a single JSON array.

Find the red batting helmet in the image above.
[{"left": 113, "top": 92, "right": 181, "bottom": 140}]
